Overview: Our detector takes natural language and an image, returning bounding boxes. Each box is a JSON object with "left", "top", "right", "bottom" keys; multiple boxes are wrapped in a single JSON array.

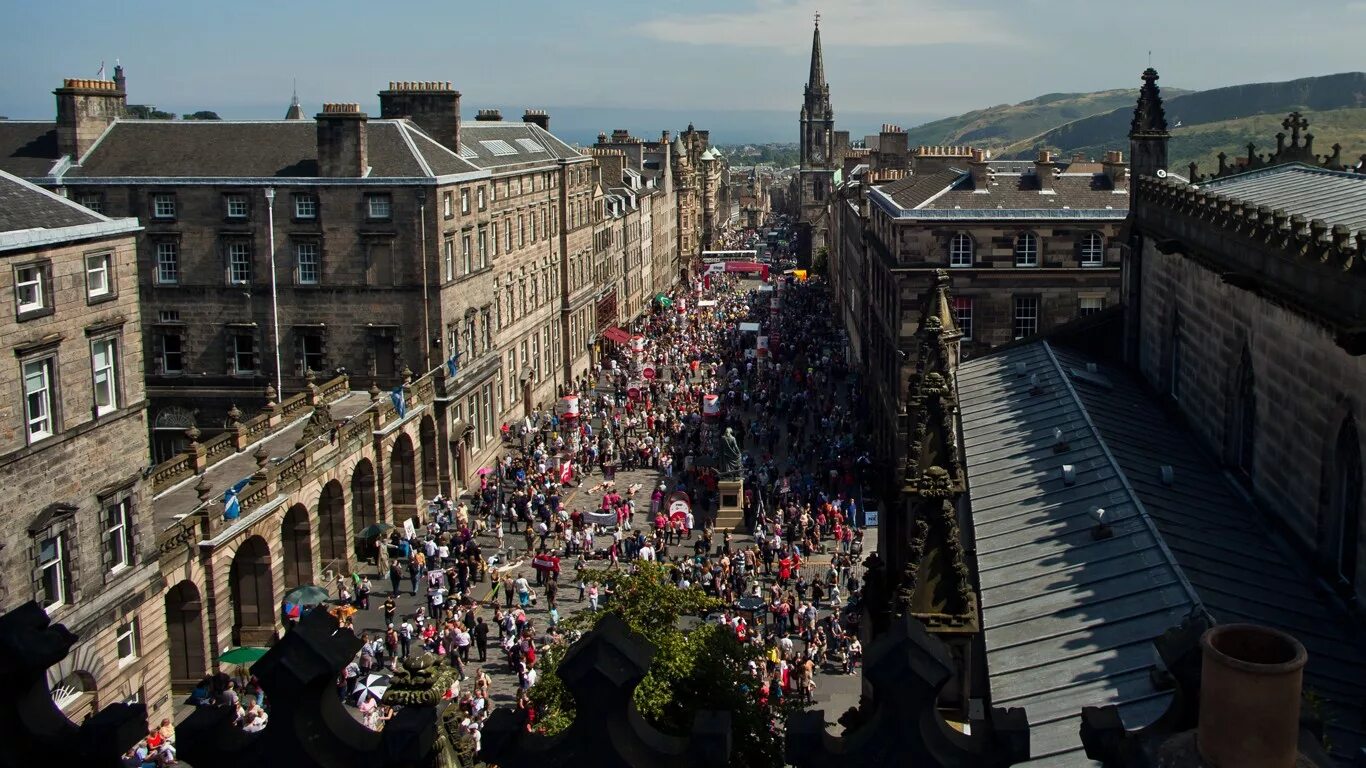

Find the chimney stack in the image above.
[
  {"left": 1035, "top": 149, "right": 1055, "bottom": 192},
  {"left": 969, "top": 147, "right": 990, "bottom": 188},
  {"left": 1197, "top": 624, "right": 1307, "bottom": 768},
  {"left": 1101, "top": 149, "right": 1127, "bottom": 186},
  {"left": 315, "top": 103, "right": 368, "bottom": 177},
  {"left": 475, "top": 108, "right": 502, "bottom": 122},
  {"left": 54, "top": 77, "right": 127, "bottom": 160},
  {"left": 523, "top": 109, "right": 550, "bottom": 131},
  {"left": 378, "top": 81, "right": 461, "bottom": 151}
]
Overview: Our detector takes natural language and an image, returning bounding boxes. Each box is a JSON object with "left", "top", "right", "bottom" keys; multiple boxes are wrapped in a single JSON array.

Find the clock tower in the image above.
[{"left": 798, "top": 13, "right": 836, "bottom": 261}]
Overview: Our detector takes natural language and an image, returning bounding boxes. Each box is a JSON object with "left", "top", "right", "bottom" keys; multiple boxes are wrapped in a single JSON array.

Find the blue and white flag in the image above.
[
  {"left": 446, "top": 349, "right": 463, "bottom": 380},
  {"left": 222, "top": 476, "right": 252, "bottom": 520},
  {"left": 390, "top": 386, "right": 407, "bottom": 418}
]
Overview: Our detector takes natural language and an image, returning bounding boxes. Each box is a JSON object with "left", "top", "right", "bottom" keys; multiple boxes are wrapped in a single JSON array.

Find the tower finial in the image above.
[{"left": 814, "top": 10, "right": 820, "bottom": 27}]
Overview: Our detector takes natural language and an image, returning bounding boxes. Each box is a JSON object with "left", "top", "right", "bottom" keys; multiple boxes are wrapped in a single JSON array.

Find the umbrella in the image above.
[
  {"left": 218, "top": 646, "right": 270, "bottom": 665},
  {"left": 357, "top": 522, "right": 395, "bottom": 540},
  {"left": 353, "top": 673, "right": 390, "bottom": 704},
  {"left": 282, "top": 584, "right": 331, "bottom": 606},
  {"left": 476, "top": 466, "right": 495, "bottom": 476}
]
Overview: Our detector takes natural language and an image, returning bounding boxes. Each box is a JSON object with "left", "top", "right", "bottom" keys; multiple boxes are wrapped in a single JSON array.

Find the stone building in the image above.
[
  {"left": 0, "top": 170, "right": 170, "bottom": 722},
  {"left": 589, "top": 129, "right": 681, "bottom": 311},
  {"left": 672, "top": 123, "right": 730, "bottom": 260},
  {"left": 0, "top": 75, "right": 592, "bottom": 490},
  {"left": 1124, "top": 69, "right": 1366, "bottom": 604},
  {"left": 796, "top": 17, "right": 849, "bottom": 262},
  {"left": 830, "top": 141, "right": 1127, "bottom": 461}
]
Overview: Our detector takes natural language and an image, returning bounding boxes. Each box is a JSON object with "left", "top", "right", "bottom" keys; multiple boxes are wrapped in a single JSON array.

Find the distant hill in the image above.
[
  {"left": 994, "top": 72, "right": 1366, "bottom": 169},
  {"left": 901, "top": 89, "right": 1189, "bottom": 150}
]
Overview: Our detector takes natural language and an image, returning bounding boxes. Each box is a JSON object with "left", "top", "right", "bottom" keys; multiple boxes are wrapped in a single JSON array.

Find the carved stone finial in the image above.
[
  {"left": 253, "top": 444, "right": 270, "bottom": 470},
  {"left": 264, "top": 383, "right": 277, "bottom": 404},
  {"left": 185, "top": 423, "right": 201, "bottom": 446},
  {"left": 227, "top": 404, "right": 242, "bottom": 426},
  {"left": 194, "top": 474, "right": 212, "bottom": 503},
  {"left": 369, "top": 381, "right": 381, "bottom": 402},
  {"left": 401, "top": 365, "right": 414, "bottom": 384}
]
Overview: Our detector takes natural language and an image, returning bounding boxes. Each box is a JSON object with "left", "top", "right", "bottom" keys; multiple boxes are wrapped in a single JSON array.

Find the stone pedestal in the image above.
[{"left": 715, "top": 478, "right": 745, "bottom": 532}]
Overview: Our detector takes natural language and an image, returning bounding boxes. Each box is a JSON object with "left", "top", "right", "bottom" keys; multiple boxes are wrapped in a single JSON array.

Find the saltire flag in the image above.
[
  {"left": 96, "top": 61, "right": 106, "bottom": 80},
  {"left": 391, "top": 386, "right": 407, "bottom": 418},
  {"left": 559, "top": 460, "right": 574, "bottom": 485},
  {"left": 222, "top": 476, "right": 252, "bottom": 520},
  {"left": 446, "top": 349, "right": 462, "bottom": 379}
]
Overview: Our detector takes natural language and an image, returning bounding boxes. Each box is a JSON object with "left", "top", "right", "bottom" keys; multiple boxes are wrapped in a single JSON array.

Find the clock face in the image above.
[{"left": 811, "top": 147, "right": 824, "bottom": 162}]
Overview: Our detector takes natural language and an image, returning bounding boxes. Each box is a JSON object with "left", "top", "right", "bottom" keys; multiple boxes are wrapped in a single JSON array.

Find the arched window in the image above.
[
  {"left": 1168, "top": 313, "right": 1182, "bottom": 401},
  {"left": 1014, "top": 232, "right": 1038, "bottom": 267},
  {"left": 1231, "top": 347, "right": 1256, "bottom": 477},
  {"left": 1080, "top": 232, "right": 1105, "bottom": 267},
  {"left": 949, "top": 233, "right": 974, "bottom": 268},
  {"left": 1331, "top": 415, "right": 1362, "bottom": 587}
]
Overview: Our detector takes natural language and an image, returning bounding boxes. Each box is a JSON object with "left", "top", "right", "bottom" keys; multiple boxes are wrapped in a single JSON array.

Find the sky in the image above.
[{"left": 1, "top": 0, "right": 1363, "bottom": 144}]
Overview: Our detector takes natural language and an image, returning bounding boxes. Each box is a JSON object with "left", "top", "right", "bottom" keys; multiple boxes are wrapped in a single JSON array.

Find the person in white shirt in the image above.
[{"left": 638, "top": 544, "right": 656, "bottom": 561}]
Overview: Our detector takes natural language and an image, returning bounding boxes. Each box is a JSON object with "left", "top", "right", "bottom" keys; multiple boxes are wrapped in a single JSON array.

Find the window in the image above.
[
  {"left": 77, "top": 193, "right": 104, "bottom": 214},
  {"left": 298, "top": 332, "right": 325, "bottom": 374},
  {"left": 296, "top": 242, "right": 320, "bottom": 284},
  {"left": 233, "top": 334, "right": 256, "bottom": 375},
  {"left": 481, "top": 308, "right": 492, "bottom": 353},
  {"left": 225, "top": 194, "right": 248, "bottom": 219},
  {"left": 462, "top": 235, "right": 473, "bottom": 275},
  {"left": 1232, "top": 347, "right": 1256, "bottom": 477},
  {"left": 952, "top": 296, "right": 974, "bottom": 340},
  {"left": 506, "top": 350, "right": 517, "bottom": 401},
  {"left": 447, "top": 324, "right": 460, "bottom": 364},
  {"left": 228, "top": 242, "right": 252, "bottom": 283},
  {"left": 85, "top": 253, "right": 112, "bottom": 298},
  {"left": 443, "top": 239, "right": 455, "bottom": 281},
  {"left": 155, "top": 242, "right": 179, "bottom": 285},
  {"left": 161, "top": 334, "right": 183, "bottom": 375},
  {"left": 23, "top": 357, "right": 56, "bottom": 441},
  {"left": 468, "top": 394, "right": 480, "bottom": 450},
  {"left": 367, "top": 194, "right": 392, "bottom": 219},
  {"left": 1081, "top": 232, "right": 1104, "bottom": 267},
  {"left": 1014, "top": 232, "right": 1038, "bottom": 267},
  {"left": 116, "top": 617, "right": 139, "bottom": 661},
  {"left": 530, "top": 215, "right": 537, "bottom": 243},
  {"left": 495, "top": 372, "right": 505, "bottom": 415},
  {"left": 105, "top": 499, "right": 134, "bottom": 571},
  {"left": 460, "top": 189, "right": 470, "bottom": 215},
  {"left": 949, "top": 233, "right": 973, "bottom": 268},
  {"left": 505, "top": 218, "right": 513, "bottom": 252},
  {"left": 443, "top": 192, "right": 453, "bottom": 218},
  {"left": 294, "top": 194, "right": 318, "bottom": 219},
  {"left": 1013, "top": 296, "right": 1039, "bottom": 339},
  {"left": 518, "top": 215, "right": 526, "bottom": 247},
  {"left": 531, "top": 335, "right": 541, "bottom": 382},
  {"left": 15, "top": 264, "right": 45, "bottom": 313},
  {"left": 477, "top": 228, "right": 488, "bottom": 269},
  {"left": 1330, "top": 416, "right": 1362, "bottom": 585},
  {"left": 91, "top": 338, "right": 119, "bottom": 416},
  {"left": 152, "top": 193, "right": 176, "bottom": 219},
  {"left": 39, "top": 535, "right": 69, "bottom": 609},
  {"left": 482, "top": 384, "right": 494, "bottom": 443},
  {"left": 477, "top": 187, "right": 486, "bottom": 211},
  {"left": 1078, "top": 296, "right": 1105, "bottom": 317},
  {"left": 491, "top": 221, "right": 499, "bottom": 256}
]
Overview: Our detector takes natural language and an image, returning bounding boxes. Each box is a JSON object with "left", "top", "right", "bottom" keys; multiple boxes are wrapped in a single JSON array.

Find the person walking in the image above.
[{"left": 474, "top": 617, "right": 490, "bottom": 662}]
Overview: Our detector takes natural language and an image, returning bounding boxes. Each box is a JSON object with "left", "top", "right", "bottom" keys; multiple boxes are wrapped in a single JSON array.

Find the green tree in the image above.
[
  {"left": 529, "top": 562, "right": 802, "bottom": 767},
  {"left": 182, "top": 110, "right": 221, "bottom": 120},
  {"left": 126, "top": 104, "right": 174, "bottom": 120}
]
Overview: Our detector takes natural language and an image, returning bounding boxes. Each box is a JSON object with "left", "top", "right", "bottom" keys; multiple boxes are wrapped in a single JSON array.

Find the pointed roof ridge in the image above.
[
  {"left": 808, "top": 16, "right": 826, "bottom": 91},
  {"left": 1129, "top": 66, "right": 1169, "bottom": 137}
]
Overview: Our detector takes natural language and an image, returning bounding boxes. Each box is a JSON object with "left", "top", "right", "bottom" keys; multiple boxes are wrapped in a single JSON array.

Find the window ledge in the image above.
[{"left": 16, "top": 306, "right": 55, "bottom": 323}]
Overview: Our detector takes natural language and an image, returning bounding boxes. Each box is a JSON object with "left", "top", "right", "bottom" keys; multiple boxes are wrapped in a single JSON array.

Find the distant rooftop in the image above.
[{"left": 1197, "top": 163, "right": 1366, "bottom": 235}]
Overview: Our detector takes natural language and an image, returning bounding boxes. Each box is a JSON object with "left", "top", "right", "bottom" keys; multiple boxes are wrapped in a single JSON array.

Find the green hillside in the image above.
[
  {"left": 902, "top": 88, "right": 1189, "bottom": 150},
  {"left": 996, "top": 72, "right": 1366, "bottom": 165}
]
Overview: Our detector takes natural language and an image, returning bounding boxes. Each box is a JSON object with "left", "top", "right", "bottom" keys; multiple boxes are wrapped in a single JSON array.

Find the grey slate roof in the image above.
[
  {"left": 0, "top": 121, "right": 62, "bottom": 177},
  {"left": 1197, "top": 163, "right": 1366, "bottom": 235},
  {"left": 0, "top": 169, "right": 106, "bottom": 231},
  {"left": 1050, "top": 345, "right": 1366, "bottom": 763},
  {"left": 457, "top": 122, "right": 583, "bottom": 170},
  {"left": 958, "top": 341, "right": 1202, "bottom": 766},
  {"left": 57, "top": 119, "right": 479, "bottom": 179},
  {"left": 875, "top": 168, "right": 1128, "bottom": 218}
]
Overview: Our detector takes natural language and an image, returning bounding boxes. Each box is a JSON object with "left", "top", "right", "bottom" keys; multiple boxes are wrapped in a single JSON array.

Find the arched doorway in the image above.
[
  {"left": 282, "top": 504, "right": 313, "bottom": 588},
  {"left": 229, "top": 535, "right": 275, "bottom": 646},
  {"left": 391, "top": 434, "right": 417, "bottom": 519},
  {"left": 164, "top": 580, "right": 205, "bottom": 693},
  {"left": 318, "top": 481, "right": 346, "bottom": 565},
  {"left": 351, "top": 459, "right": 377, "bottom": 533},
  {"left": 420, "top": 416, "right": 439, "bottom": 500}
]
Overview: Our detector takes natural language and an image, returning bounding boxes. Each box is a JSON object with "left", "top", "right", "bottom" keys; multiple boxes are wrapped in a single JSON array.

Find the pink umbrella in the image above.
[{"left": 476, "top": 466, "right": 494, "bottom": 476}]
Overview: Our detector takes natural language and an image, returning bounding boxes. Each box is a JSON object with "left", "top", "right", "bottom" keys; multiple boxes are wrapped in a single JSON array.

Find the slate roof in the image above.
[
  {"left": 0, "top": 121, "right": 62, "bottom": 177},
  {"left": 873, "top": 168, "right": 1129, "bottom": 219},
  {"left": 457, "top": 122, "right": 582, "bottom": 170},
  {"left": 58, "top": 119, "right": 481, "bottom": 180},
  {"left": 0, "top": 169, "right": 106, "bottom": 231},
  {"left": 1050, "top": 345, "right": 1366, "bottom": 763},
  {"left": 958, "top": 341, "right": 1201, "bottom": 765},
  {"left": 1197, "top": 163, "right": 1366, "bottom": 235},
  {"left": 960, "top": 339, "right": 1366, "bottom": 764}
]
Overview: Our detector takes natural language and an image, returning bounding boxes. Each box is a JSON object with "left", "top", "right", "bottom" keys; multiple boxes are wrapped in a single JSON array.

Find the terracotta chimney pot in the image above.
[{"left": 1197, "top": 623, "right": 1307, "bottom": 768}]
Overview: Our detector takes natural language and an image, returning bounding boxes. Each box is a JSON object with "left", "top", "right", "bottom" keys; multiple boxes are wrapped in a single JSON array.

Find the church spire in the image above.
[
  {"left": 1129, "top": 67, "right": 1170, "bottom": 178},
  {"left": 807, "top": 12, "right": 826, "bottom": 92}
]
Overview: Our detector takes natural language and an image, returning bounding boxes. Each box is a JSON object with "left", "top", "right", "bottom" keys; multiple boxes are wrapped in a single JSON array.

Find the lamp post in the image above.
[{"left": 264, "top": 187, "right": 283, "bottom": 400}]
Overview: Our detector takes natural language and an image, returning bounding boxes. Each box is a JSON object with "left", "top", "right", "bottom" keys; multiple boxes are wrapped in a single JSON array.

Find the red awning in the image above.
[{"left": 601, "top": 327, "right": 631, "bottom": 343}]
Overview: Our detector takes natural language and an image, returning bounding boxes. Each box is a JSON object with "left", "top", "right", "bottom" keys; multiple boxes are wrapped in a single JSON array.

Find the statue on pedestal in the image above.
[{"left": 718, "top": 427, "right": 743, "bottom": 479}]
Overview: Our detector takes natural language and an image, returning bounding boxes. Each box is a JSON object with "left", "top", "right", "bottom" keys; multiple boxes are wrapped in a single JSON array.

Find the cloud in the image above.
[{"left": 635, "top": 0, "right": 1018, "bottom": 50}]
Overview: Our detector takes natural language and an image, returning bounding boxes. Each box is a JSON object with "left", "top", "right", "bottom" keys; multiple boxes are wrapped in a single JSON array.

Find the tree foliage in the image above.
[
  {"left": 183, "top": 110, "right": 222, "bottom": 120},
  {"left": 528, "top": 562, "right": 803, "bottom": 768},
  {"left": 126, "top": 104, "right": 174, "bottom": 120}
]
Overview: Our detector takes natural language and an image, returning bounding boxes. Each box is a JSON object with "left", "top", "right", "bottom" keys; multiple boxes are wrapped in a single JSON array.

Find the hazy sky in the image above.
[{"left": 2, "top": 0, "right": 1362, "bottom": 135}]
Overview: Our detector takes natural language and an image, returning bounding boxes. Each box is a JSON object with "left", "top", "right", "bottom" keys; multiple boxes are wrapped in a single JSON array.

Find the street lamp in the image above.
[{"left": 263, "top": 188, "right": 283, "bottom": 400}]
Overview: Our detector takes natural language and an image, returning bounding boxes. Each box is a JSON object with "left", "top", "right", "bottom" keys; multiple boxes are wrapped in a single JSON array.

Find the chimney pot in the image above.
[{"left": 1197, "top": 624, "right": 1307, "bottom": 768}]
